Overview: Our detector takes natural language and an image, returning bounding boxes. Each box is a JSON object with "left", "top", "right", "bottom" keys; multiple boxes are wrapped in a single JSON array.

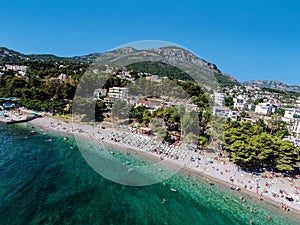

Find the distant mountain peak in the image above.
[
  {"left": 110, "top": 46, "right": 138, "bottom": 54},
  {"left": 0, "top": 46, "right": 72, "bottom": 62},
  {"left": 243, "top": 80, "right": 300, "bottom": 93},
  {"left": 0, "top": 47, "right": 28, "bottom": 61},
  {"left": 0, "top": 45, "right": 239, "bottom": 88},
  {"left": 88, "top": 45, "right": 238, "bottom": 88}
]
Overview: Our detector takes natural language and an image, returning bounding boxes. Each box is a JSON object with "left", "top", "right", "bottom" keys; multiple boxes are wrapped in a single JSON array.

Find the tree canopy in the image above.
[{"left": 223, "top": 121, "right": 300, "bottom": 172}]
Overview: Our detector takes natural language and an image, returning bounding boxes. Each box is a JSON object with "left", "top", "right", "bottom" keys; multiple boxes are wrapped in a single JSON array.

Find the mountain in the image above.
[
  {"left": 243, "top": 80, "right": 300, "bottom": 93},
  {"left": 127, "top": 61, "right": 195, "bottom": 82},
  {"left": 84, "top": 46, "right": 239, "bottom": 89},
  {"left": 0, "top": 45, "right": 238, "bottom": 88},
  {"left": 0, "top": 47, "right": 74, "bottom": 63},
  {"left": 0, "top": 47, "right": 29, "bottom": 62},
  {"left": 73, "top": 47, "right": 145, "bottom": 63}
]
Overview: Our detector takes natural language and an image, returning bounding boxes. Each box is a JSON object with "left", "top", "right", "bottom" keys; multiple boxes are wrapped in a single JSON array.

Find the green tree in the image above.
[
  {"left": 276, "top": 141, "right": 296, "bottom": 172},
  {"left": 224, "top": 96, "right": 234, "bottom": 107},
  {"left": 112, "top": 101, "right": 131, "bottom": 120},
  {"left": 275, "top": 108, "right": 285, "bottom": 117},
  {"left": 239, "top": 110, "right": 250, "bottom": 118},
  {"left": 198, "top": 136, "right": 208, "bottom": 150},
  {"left": 256, "top": 118, "right": 266, "bottom": 130},
  {"left": 130, "top": 106, "right": 148, "bottom": 123}
]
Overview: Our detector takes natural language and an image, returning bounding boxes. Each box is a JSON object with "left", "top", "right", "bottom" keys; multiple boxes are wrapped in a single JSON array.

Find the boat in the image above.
[
  {"left": 64, "top": 136, "right": 68, "bottom": 140},
  {"left": 128, "top": 168, "right": 135, "bottom": 173},
  {"left": 170, "top": 188, "right": 177, "bottom": 192}
]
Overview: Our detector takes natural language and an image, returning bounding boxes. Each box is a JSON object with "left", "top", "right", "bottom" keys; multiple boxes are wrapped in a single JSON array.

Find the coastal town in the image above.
[
  {"left": 214, "top": 85, "right": 300, "bottom": 147},
  {"left": 2, "top": 62, "right": 300, "bottom": 148},
  {"left": 1, "top": 43, "right": 300, "bottom": 225},
  {"left": 1, "top": 62, "right": 300, "bottom": 214},
  {"left": 3, "top": 1, "right": 300, "bottom": 224}
]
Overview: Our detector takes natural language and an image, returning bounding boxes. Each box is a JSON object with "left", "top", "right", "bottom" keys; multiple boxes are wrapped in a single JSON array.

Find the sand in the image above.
[{"left": 27, "top": 116, "right": 300, "bottom": 216}]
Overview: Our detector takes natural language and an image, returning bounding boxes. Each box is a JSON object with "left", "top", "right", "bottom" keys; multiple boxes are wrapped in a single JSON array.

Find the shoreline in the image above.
[
  {"left": 26, "top": 116, "right": 300, "bottom": 218},
  {"left": 183, "top": 166, "right": 300, "bottom": 219}
]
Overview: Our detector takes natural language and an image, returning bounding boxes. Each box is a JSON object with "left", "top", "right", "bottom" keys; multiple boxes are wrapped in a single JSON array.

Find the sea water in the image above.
[{"left": 0, "top": 123, "right": 298, "bottom": 225}]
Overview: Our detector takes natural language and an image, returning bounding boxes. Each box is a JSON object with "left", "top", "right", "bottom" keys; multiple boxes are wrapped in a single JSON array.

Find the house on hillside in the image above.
[
  {"left": 93, "top": 88, "right": 107, "bottom": 99},
  {"left": 228, "top": 110, "right": 238, "bottom": 120},
  {"left": 108, "top": 87, "right": 128, "bottom": 100},
  {"left": 213, "top": 106, "right": 230, "bottom": 118},
  {"left": 137, "top": 99, "right": 150, "bottom": 107},
  {"left": 255, "top": 102, "right": 276, "bottom": 115},
  {"left": 233, "top": 95, "right": 248, "bottom": 111},
  {"left": 214, "top": 92, "right": 226, "bottom": 106}
]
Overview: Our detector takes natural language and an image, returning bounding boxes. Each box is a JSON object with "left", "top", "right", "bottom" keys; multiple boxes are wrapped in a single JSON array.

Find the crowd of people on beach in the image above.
[
  {"left": 0, "top": 110, "right": 29, "bottom": 123},
  {"left": 104, "top": 130, "right": 190, "bottom": 161},
  {"left": 29, "top": 117, "right": 300, "bottom": 214},
  {"left": 42, "top": 119, "right": 193, "bottom": 163},
  {"left": 188, "top": 151, "right": 300, "bottom": 213}
]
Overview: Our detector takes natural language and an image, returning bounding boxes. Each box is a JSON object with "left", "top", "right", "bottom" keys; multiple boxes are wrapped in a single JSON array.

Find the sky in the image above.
[{"left": 1, "top": 0, "right": 300, "bottom": 84}]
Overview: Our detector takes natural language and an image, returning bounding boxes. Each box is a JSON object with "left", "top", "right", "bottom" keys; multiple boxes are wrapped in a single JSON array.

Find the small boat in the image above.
[
  {"left": 128, "top": 168, "right": 135, "bottom": 173},
  {"left": 64, "top": 136, "right": 68, "bottom": 140},
  {"left": 162, "top": 198, "right": 167, "bottom": 203},
  {"left": 170, "top": 188, "right": 177, "bottom": 192}
]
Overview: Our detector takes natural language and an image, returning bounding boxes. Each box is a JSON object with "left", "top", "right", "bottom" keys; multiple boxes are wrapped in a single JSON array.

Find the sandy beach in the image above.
[{"left": 27, "top": 116, "right": 300, "bottom": 216}]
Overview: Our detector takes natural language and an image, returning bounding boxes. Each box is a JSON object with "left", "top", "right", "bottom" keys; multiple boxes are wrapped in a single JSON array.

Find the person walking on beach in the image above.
[{"left": 267, "top": 215, "right": 272, "bottom": 221}]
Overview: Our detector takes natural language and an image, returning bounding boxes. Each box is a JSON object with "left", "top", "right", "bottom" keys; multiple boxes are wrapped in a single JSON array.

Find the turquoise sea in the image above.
[{"left": 0, "top": 123, "right": 298, "bottom": 225}]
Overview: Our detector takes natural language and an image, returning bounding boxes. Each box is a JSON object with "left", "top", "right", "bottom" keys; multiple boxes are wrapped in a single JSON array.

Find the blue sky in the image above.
[{"left": 1, "top": 0, "right": 299, "bottom": 84}]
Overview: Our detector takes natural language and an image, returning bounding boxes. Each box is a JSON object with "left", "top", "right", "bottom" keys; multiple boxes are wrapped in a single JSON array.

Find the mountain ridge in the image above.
[
  {"left": 1, "top": 46, "right": 297, "bottom": 88},
  {"left": 0, "top": 47, "right": 74, "bottom": 62},
  {"left": 242, "top": 80, "right": 300, "bottom": 93},
  {"left": 86, "top": 45, "right": 239, "bottom": 88},
  {"left": 10, "top": 45, "right": 300, "bottom": 92}
]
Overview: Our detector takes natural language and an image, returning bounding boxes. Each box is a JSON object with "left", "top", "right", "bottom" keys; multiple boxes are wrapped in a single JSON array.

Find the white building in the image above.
[
  {"left": 254, "top": 103, "right": 276, "bottom": 115},
  {"left": 4, "top": 64, "right": 29, "bottom": 76},
  {"left": 58, "top": 73, "right": 69, "bottom": 80},
  {"left": 247, "top": 104, "right": 255, "bottom": 112},
  {"left": 5, "top": 65, "right": 29, "bottom": 72},
  {"left": 228, "top": 110, "right": 238, "bottom": 120},
  {"left": 291, "top": 119, "right": 300, "bottom": 139},
  {"left": 137, "top": 99, "right": 150, "bottom": 107},
  {"left": 284, "top": 109, "right": 300, "bottom": 119},
  {"left": 214, "top": 92, "right": 226, "bottom": 106},
  {"left": 108, "top": 87, "right": 128, "bottom": 100},
  {"left": 233, "top": 95, "right": 248, "bottom": 110},
  {"left": 93, "top": 88, "right": 107, "bottom": 99},
  {"left": 213, "top": 106, "right": 230, "bottom": 118}
]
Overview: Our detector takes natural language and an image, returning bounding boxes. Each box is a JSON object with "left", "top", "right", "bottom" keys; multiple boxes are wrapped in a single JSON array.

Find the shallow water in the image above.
[{"left": 0, "top": 123, "right": 298, "bottom": 225}]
